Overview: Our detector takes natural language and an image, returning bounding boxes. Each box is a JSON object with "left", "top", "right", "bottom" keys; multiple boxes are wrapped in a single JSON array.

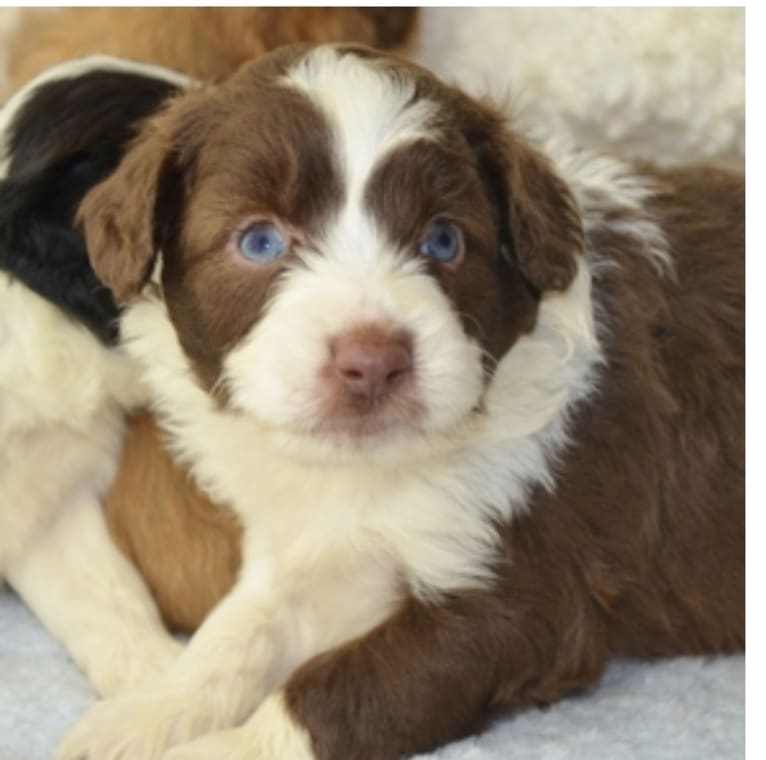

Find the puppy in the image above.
[
  {"left": 3, "top": 7, "right": 417, "bottom": 95},
  {"left": 61, "top": 44, "right": 744, "bottom": 760},
  {"left": 0, "top": 55, "right": 198, "bottom": 696}
]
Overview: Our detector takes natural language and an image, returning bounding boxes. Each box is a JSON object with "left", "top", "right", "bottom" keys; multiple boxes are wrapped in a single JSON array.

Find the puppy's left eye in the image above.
[
  {"left": 419, "top": 220, "right": 463, "bottom": 264},
  {"left": 239, "top": 221, "right": 287, "bottom": 263}
]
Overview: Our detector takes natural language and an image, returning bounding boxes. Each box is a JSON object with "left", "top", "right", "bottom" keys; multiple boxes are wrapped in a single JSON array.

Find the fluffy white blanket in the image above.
[
  {"left": 0, "top": 8, "right": 744, "bottom": 760},
  {"left": 415, "top": 7, "right": 744, "bottom": 168}
]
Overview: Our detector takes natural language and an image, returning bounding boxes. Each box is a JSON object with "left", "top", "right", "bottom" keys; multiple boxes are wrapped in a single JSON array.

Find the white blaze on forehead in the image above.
[{"left": 283, "top": 46, "right": 438, "bottom": 209}]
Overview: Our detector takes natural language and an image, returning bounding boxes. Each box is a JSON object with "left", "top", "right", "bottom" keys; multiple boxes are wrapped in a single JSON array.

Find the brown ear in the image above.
[
  {"left": 76, "top": 116, "right": 178, "bottom": 304},
  {"left": 466, "top": 102, "right": 584, "bottom": 293},
  {"left": 503, "top": 135, "right": 583, "bottom": 292}
]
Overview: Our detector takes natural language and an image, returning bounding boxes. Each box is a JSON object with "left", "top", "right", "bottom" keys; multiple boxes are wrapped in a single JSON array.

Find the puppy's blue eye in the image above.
[
  {"left": 239, "top": 222, "right": 287, "bottom": 263},
  {"left": 419, "top": 221, "right": 462, "bottom": 263}
]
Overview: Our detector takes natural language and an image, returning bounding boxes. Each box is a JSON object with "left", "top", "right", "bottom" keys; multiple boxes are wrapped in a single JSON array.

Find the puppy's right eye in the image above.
[
  {"left": 419, "top": 220, "right": 463, "bottom": 265},
  {"left": 239, "top": 221, "right": 287, "bottom": 263}
]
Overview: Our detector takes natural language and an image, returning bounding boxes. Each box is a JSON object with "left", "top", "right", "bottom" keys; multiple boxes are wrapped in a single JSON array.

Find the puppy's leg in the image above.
[
  {"left": 55, "top": 556, "right": 399, "bottom": 759},
  {"left": 6, "top": 490, "right": 181, "bottom": 697},
  {"left": 166, "top": 593, "right": 608, "bottom": 760},
  {"left": 162, "top": 693, "right": 314, "bottom": 760},
  {"left": 55, "top": 578, "right": 289, "bottom": 760}
]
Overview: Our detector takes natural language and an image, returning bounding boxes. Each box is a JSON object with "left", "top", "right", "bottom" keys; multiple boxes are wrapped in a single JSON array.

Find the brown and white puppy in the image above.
[
  {"left": 3, "top": 7, "right": 417, "bottom": 95},
  {"left": 59, "top": 44, "right": 744, "bottom": 760}
]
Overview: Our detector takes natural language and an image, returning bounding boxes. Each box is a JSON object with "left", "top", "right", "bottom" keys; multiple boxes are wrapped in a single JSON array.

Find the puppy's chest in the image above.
[
  {"left": 209, "top": 450, "right": 409, "bottom": 557},
  {"left": 234, "top": 466, "right": 407, "bottom": 642},
  {"left": 186, "top": 422, "right": 512, "bottom": 600}
]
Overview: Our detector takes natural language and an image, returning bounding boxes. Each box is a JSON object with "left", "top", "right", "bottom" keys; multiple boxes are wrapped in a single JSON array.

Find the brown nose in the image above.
[{"left": 333, "top": 331, "right": 413, "bottom": 402}]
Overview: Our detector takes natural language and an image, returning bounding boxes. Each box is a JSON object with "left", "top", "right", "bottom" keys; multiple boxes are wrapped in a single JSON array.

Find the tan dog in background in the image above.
[{"left": 3, "top": 7, "right": 416, "bottom": 95}]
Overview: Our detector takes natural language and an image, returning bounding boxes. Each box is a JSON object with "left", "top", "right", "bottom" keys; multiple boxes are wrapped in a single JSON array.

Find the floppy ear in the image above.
[
  {"left": 465, "top": 101, "right": 584, "bottom": 294},
  {"left": 76, "top": 115, "right": 180, "bottom": 304}
]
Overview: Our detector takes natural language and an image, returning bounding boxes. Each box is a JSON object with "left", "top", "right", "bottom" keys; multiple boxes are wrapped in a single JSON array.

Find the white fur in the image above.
[
  {"left": 0, "top": 273, "right": 138, "bottom": 566},
  {"left": 6, "top": 485, "right": 182, "bottom": 696},
  {"left": 164, "top": 693, "right": 315, "bottom": 760},
  {"left": 0, "top": 56, "right": 192, "bottom": 696},
  {"left": 56, "top": 541, "right": 398, "bottom": 759},
  {"left": 224, "top": 248, "right": 485, "bottom": 459},
  {"left": 0, "top": 275, "right": 180, "bottom": 696}
]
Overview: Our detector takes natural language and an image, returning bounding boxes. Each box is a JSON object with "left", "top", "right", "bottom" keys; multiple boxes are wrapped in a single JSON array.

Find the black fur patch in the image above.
[{"left": 0, "top": 69, "right": 181, "bottom": 343}]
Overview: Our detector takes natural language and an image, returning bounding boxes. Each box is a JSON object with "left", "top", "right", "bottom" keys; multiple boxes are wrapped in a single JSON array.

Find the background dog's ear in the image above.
[
  {"left": 76, "top": 115, "right": 182, "bottom": 304},
  {"left": 0, "top": 68, "right": 184, "bottom": 339},
  {"left": 464, "top": 101, "right": 584, "bottom": 294},
  {"left": 0, "top": 157, "right": 121, "bottom": 343}
]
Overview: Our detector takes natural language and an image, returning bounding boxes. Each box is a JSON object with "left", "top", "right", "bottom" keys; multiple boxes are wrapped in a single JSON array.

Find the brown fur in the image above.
[
  {"left": 105, "top": 412, "right": 240, "bottom": 633},
  {"left": 79, "top": 46, "right": 743, "bottom": 758},
  {"left": 3, "top": 7, "right": 418, "bottom": 96}
]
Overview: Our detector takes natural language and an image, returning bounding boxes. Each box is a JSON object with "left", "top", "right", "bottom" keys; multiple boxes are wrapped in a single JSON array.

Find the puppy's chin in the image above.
[
  {"left": 310, "top": 414, "right": 420, "bottom": 442},
  {"left": 231, "top": 400, "right": 479, "bottom": 468}
]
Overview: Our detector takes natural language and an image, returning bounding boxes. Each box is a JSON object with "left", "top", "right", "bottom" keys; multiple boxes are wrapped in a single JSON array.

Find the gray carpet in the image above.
[{"left": 0, "top": 589, "right": 744, "bottom": 760}]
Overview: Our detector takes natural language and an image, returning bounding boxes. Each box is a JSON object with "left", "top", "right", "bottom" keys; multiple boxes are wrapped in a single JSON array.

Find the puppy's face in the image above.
[{"left": 81, "top": 45, "right": 583, "bottom": 457}]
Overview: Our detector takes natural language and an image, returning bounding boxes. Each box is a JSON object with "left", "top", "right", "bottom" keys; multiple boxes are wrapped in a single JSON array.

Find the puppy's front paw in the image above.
[
  {"left": 87, "top": 636, "right": 183, "bottom": 697},
  {"left": 164, "top": 693, "right": 315, "bottom": 760},
  {"left": 54, "top": 685, "right": 217, "bottom": 760},
  {"left": 163, "top": 729, "right": 250, "bottom": 760}
]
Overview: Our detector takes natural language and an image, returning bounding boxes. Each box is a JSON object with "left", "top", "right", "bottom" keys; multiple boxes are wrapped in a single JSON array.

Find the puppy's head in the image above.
[{"left": 80, "top": 44, "right": 583, "bottom": 456}]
